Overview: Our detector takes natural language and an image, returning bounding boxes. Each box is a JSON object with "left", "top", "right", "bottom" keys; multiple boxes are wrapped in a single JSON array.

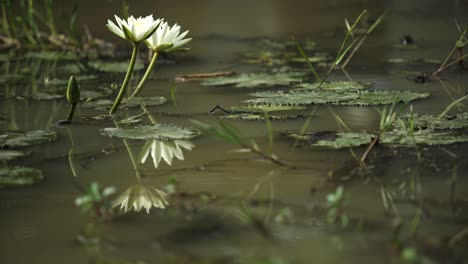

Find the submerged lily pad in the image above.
[
  {"left": 0, "top": 130, "right": 57, "bottom": 149},
  {"left": 82, "top": 97, "right": 167, "bottom": 111},
  {"left": 201, "top": 72, "right": 308, "bottom": 88},
  {"left": 0, "top": 167, "right": 44, "bottom": 188},
  {"left": 296, "top": 81, "right": 372, "bottom": 91},
  {"left": 0, "top": 150, "right": 30, "bottom": 161},
  {"left": 247, "top": 90, "right": 429, "bottom": 106},
  {"left": 100, "top": 123, "right": 201, "bottom": 140},
  {"left": 90, "top": 61, "right": 145, "bottom": 73}
]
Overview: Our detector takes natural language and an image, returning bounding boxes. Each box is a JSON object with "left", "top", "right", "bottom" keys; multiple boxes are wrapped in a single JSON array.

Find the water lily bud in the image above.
[{"left": 66, "top": 75, "right": 80, "bottom": 105}]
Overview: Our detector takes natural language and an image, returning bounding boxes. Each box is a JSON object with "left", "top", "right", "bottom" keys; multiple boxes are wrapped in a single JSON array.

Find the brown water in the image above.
[{"left": 1, "top": 0, "right": 468, "bottom": 263}]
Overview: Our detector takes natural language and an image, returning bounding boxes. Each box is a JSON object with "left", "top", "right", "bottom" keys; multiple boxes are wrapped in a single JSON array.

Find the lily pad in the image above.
[
  {"left": 230, "top": 104, "right": 306, "bottom": 113},
  {"left": 381, "top": 129, "right": 468, "bottom": 146},
  {"left": 222, "top": 113, "right": 309, "bottom": 121},
  {"left": 335, "top": 91, "right": 430, "bottom": 106},
  {"left": 0, "top": 130, "right": 57, "bottom": 149},
  {"left": 0, "top": 74, "right": 25, "bottom": 84},
  {"left": 296, "top": 81, "right": 372, "bottom": 91},
  {"left": 247, "top": 90, "right": 429, "bottom": 106},
  {"left": 44, "top": 75, "right": 98, "bottom": 86},
  {"left": 82, "top": 96, "right": 167, "bottom": 111},
  {"left": 23, "top": 51, "right": 77, "bottom": 61},
  {"left": 0, "top": 150, "right": 30, "bottom": 161},
  {"left": 201, "top": 72, "right": 308, "bottom": 88},
  {"left": 396, "top": 112, "right": 468, "bottom": 130},
  {"left": 0, "top": 167, "right": 44, "bottom": 188},
  {"left": 100, "top": 123, "right": 201, "bottom": 140},
  {"left": 247, "top": 90, "right": 360, "bottom": 105},
  {"left": 90, "top": 61, "right": 145, "bottom": 73},
  {"left": 32, "top": 92, "right": 64, "bottom": 100},
  {"left": 286, "top": 131, "right": 373, "bottom": 149}
]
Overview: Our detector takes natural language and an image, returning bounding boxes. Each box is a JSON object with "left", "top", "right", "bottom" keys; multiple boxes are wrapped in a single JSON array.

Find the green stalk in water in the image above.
[
  {"left": 109, "top": 42, "right": 140, "bottom": 115},
  {"left": 131, "top": 51, "right": 159, "bottom": 98}
]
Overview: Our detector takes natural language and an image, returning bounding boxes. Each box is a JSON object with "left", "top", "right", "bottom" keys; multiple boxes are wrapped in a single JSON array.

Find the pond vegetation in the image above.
[{"left": 1, "top": 1, "right": 468, "bottom": 263}]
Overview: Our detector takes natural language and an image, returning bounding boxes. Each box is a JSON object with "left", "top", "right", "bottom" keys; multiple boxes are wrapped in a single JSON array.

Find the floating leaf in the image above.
[
  {"left": 247, "top": 90, "right": 429, "bottom": 106},
  {"left": 90, "top": 61, "right": 145, "bottom": 73},
  {"left": 31, "top": 92, "right": 64, "bottom": 100},
  {"left": 0, "top": 150, "right": 30, "bottom": 161},
  {"left": 201, "top": 72, "right": 308, "bottom": 88},
  {"left": 336, "top": 91, "right": 430, "bottom": 106},
  {"left": 0, "top": 74, "right": 24, "bottom": 84},
  {"left": 296, "top": 81, "right": 372, "bottom": 91},
  {"left": 247, "top": 90, "right": 360, "bottom": 105},
  {"left": 82, "top": 97, "right": 167, "bottom": 111},
  {"left": 286, "top": 131, "right": 372, "bottom": 149},
  {"left": 222, "top": 113, "right": 309, "bottom": 121},
  {"left": 396, "top": 112, "right": 468, "bottom": 130},
  {"left": 44, "top": 75, "right": 98, "bottom": 86},
  {"left": 230, "top": 104, "right": 306, "bottom": 113},
  {"left": 0, "top": 130, "right": 57, "bottom": 148},
  {"left": 100, "top": 123, "right": 201, "bottom": 140},
  {"left": 381, "top": 129, "right": 468, "bottom": 146},
  {"left": 22, "top": 51, "right": 77, "bottom": 61},
  {"left": 0, "top": 167, "right": 44, "bottom": 188}
]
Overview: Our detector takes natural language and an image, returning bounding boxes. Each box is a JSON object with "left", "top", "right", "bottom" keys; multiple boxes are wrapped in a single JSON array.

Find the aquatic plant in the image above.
[
  {"left": 106, "top": 15, "right": 161, "bottom": 114},
  {"left": 138, "top": 139, "right": 194, "bottom": 168},
  {"left": 131, "top": 21, "right": 191, "bottom": 97},
  {"left": 433, "top": 23, "right": 467, "bottom": 75},
  {"left": 326, "top": 186, "right": 349, "bottom": 227},
  {"left": 112, "top": 183, "right": 169, "bottom": 213},
  {"left": 65, "top": 75, "right": 80, "bottom": 123},
  {"left": 75, "top": 182, "right": 116, "bottom": 217}
]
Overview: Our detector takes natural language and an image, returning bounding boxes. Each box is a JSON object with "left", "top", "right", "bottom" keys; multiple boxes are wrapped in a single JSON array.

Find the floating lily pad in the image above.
[
  {"left": 381, "top": 129, "right": 468, "bottom": 146},
  {"left": 335, "top": 91, "right": 430, "bottom": 106},
  {"left": 296, "top": 81, "right": 372, "bottom": 91},
  {"left": 82, "top": 97, "right": 167, "bottom": 111},
  {"left": 100, "top": 123, "right": 201, "bottom": 140},
  {"left": 0, "top": 130, "right": 57, "bottom": 149},
  {"left": 290, "top": 56, "right": 330, "bottom": 63},
  {"left": 201, "top": 72, "right": 308, "bottom": 88},
  {"left": 0, "top": 150, "right": 30, "bottom": 161},
  {"left": 44, "top": 75, "right": 98, "bottom": 86},
  {"left": 32, "top": 92, "right": 64, "bottom": 100},
  {"left": 23, "top": 51, "right": 77, "bottom": 61},
  {"left": 396, "top": 112, "right": 468, "bottom": 130},
  {"left": 90, "top": 61, "right": 145, "bottom": 73},
  {"left": 222, "top": 113, "right": 309, "bottom": 121},
  {"left": 247, "top": 90, "right": 360, "bottom": 105},
  {"left": 0, "top": 167, "right": 44, "bottom": 188},
  {"left": 286, "top": 131, "right": 373, "bottom": 149},
  {"left": 0, "top": 74, "right": 25, "bottom": 84},
  {"left": 230, "top": 104, "right": 306, "bottom": 113},
  {"left": 247, "top": 90, "right": 429, "bottom": 106}
]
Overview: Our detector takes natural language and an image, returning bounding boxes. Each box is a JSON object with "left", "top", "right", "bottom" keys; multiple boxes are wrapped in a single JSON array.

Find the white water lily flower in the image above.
[
  {"left": 107, "top": 15, "right": 162, "bottom": 43},
  {"left": 113, "top": 183, "right": 168, "bottom": 213},
  {"left": 139, "top": 139, "right": 195, "bottom": 168},
  {"left": 145, "top": 21, "right": 191, "bottom": 52}
]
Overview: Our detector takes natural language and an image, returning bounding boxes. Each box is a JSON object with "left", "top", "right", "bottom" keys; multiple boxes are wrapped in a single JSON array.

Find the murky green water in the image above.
[{"left": 1, "top": 0, "right": 468, "bottom": 263}]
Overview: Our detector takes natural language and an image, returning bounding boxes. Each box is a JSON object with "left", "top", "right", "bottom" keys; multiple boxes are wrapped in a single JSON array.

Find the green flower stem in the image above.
[
  {"left": 109, "top": 42, "right": 140, "bottom": 115},
  {"left": 66, "top": 103, "right": 77, "bottom": 121},
  {"left": 131, "top": 51, "right": 159, "bottom": 98}
]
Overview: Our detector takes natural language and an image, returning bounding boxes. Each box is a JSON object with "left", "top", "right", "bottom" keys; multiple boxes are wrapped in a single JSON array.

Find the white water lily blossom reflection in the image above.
[
  {"left": 107, "top": 15, "right": 162, "bottom": 43},
  {"left": 139, "top": 139, "right": 195, "bottom": 168},
  {"left": 145, "top": 21, "right": 191, "bottom": 52},
  {"left": 113, "top": 183, "right": 169, "bottom": 213}
]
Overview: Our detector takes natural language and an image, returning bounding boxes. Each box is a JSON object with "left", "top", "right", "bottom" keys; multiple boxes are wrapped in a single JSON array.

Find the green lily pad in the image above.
[
  {"left": 201, "top": 72, "right": 308, "bottom": 88},
  {"left": 32, "top": 92, "right": 64, "bottom": 100},
  {"left": 230, "top": 104, "right": 306, "bottom": 113},
  {"left": 0, "top": 167, "right": 44, "bottom": 188},
  {"left": 82, "top": 96, "right": 167, "bottom": 111},
  {"left": 23, "top": 51, "right": 77, "bottom": 61},
  {"left": 396, "top": 112, "right": 468, "bottom": 130},
  {"left": 90, "top": 61, "right": 145, "bottom": 73},
  {"left": 290, "top": 56, "right": 330, "bottom": 63},
  {"left": 286, "top": 131, "right": 373, "bottom": 149},
  {"left": 222, "top": 113, "right": 309, "bottom": 121},
  {"left": 0, "top": 130, "right": 57, "bottom": 149},
  {"left": 0, "top": 150, "right": 30, "bottom": 161},
  {"left": 381, "top": 129, "right": 468, "bottom": 146},
  {"left": 247, "top": 90, "right": 429, "bottom": 106},
  {"left": 296, "top": 81, "right": 372, "bottom": 91},
  {"left": 335, "top": 91, "right": 430, "bottom": 106},
  {"left": 100, "top": 123, "right": 201, "bottom": 140},
  {"left": 44, "top": 75, "right": 98, "bottom": 86},
  {"left": 247, "top": 90, "right": 360, "bottom": 105}
]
